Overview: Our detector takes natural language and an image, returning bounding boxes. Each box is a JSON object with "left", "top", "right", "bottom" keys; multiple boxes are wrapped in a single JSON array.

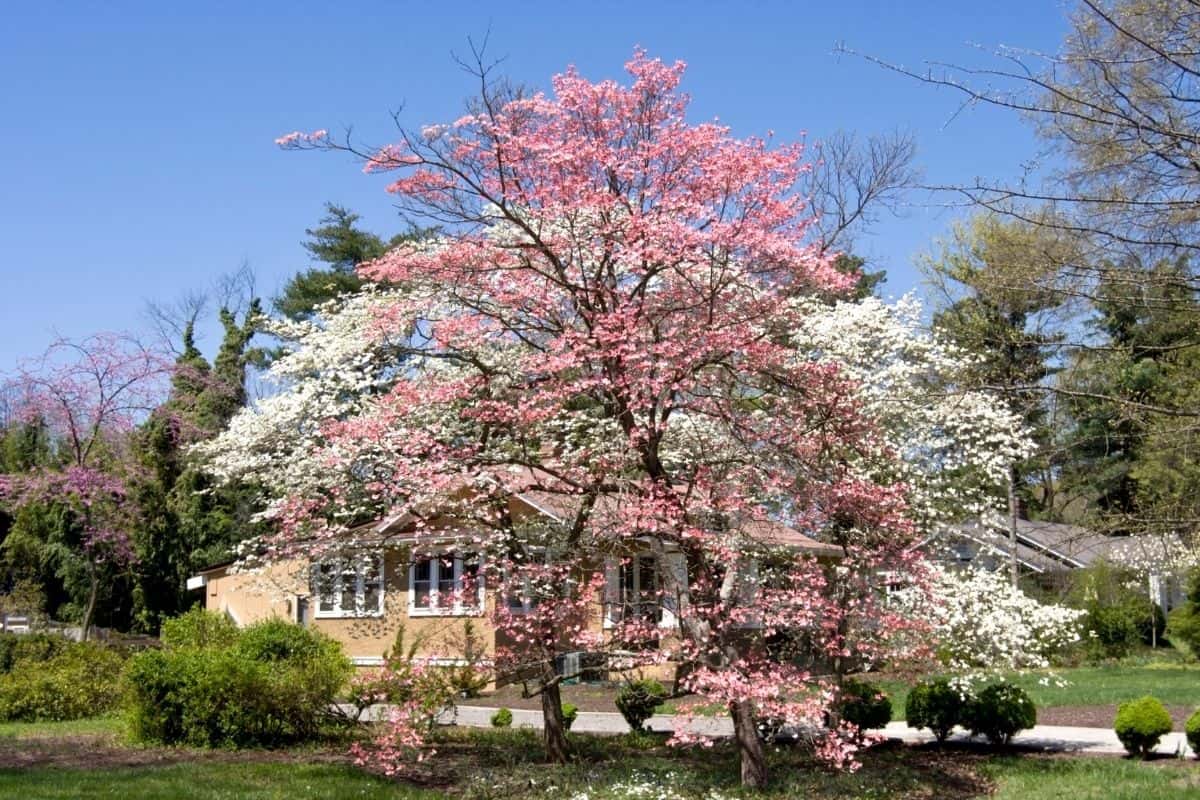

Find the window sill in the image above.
[
  {"left": 314, "top": 610, "right": 385, "bottom": 620},
  {"left": 407, "top": 607, "right": 484, "bottom": 618}
]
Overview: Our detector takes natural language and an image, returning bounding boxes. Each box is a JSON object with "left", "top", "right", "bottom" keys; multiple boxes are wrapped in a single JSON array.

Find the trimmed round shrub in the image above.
[
  {"left": 963, "top": 682, "right": 1036, "bottom": 745},
  {"left": 837, "top": 679, "right": 892, "bottom": 731},
  {"left": 1114, "top": 696, "right": 1173, "bottom": 758},
  {"left": 0, "top": 640, "right": 125, "bottom": 721},
  {"left": 1185, "top": 709, "right": 1200, "bottom": 757},
  {"left": 615, "top": 679, "right": 667, "bottom": 732},
  {"left": 905, "top": 678, "right": 965, "bottom": 743},
  {"left": 490, "top": 707, "right": 513, "bottom": 728},
  {"left": 561, "top": 702, "right": 579, "bottom": 731}
]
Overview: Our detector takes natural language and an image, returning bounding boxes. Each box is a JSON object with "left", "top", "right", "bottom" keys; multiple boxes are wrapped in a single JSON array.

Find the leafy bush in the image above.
[
  {"left": 1186, "top": 709, "right": 1200, "bottom": 757},
  {"left": 159, "top": 607, "right": 240, "bottom": 651},
  {"left": 963, "top": 682, "right": 1036, "bottom": 745},
  {"left": 491, "top": 707, "right": 513, "bottom": 727},
  {"left": 0, "top": 632, "right": 69, "bottom": 674},
  {"left": 1069, "top": 561, "right": 1166, "bottom": 659},
  {"left": 124, "top": 614, "right": 351, "bottom": 747},
  {"left": 837, "top": 679, "right": 892, "bottom": 732},
  {"left": 0, "top": 639, "right": 125, "bottom": 721},
  {"left": 1166, "top": 569, "right": 1200, "bottom": 656},
  {"left": 615, "top": 679, "right": 667, "bottom": 732},
  {"left": 905, "top": 678, "right": 965, "bottom": 743},
  {"left": 1114, "top": 696, "right": 1173, "bottom": 758},
  {"left": 561, "top": 702, "right": 578, "bottom": 731}
]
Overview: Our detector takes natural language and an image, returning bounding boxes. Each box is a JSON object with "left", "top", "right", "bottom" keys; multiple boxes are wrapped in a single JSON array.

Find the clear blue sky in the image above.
[{"left": 0, "top": 1, "right": 1068, "bottom": 369}]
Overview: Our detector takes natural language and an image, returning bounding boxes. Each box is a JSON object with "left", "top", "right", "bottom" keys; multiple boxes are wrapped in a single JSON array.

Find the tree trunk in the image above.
[
  {"left": 81, "top": 564, "right": 99, "bottom": 643},
  {"left": 1007, "top": 471, "right": 1020, "bottom": 589},
  {"left": 730, "top": 698, "right": 768, "bottom": 789},
  {"left": 540, "top": 677, "right": 570, "bottom": 764}
]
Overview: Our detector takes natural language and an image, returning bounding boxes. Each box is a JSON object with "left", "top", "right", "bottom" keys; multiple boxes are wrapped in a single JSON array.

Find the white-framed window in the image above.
[
  {"left": 500, "top": 549, "right": 548, "bottom": 615},
  {"left": 408, "top": 552, "right": 483, "bottom": 616},
  {"left": 604, "top": 553, "right": 684, "bottom": 629},
  {"left": 312, "top": 552, "right": 384, "bottom": 618}
]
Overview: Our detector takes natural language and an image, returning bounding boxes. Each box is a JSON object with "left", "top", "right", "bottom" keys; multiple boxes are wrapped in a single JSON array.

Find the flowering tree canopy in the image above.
[
  {"left": 1, "top": 333, "right": 168, "bottom": 638},
  {"left": 213, "top": 51, "right": 1036, "bottom": 786},
  {"left": 895, "top": 565, "right": 1085, "bottom": 673}
]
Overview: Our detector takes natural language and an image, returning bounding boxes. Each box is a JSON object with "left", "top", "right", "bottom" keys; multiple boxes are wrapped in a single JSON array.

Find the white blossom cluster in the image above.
[
  {"left": 1110, "top": 534, "right": 1200, "bottom": 578},
  {"left": 565, "top": 772, "right": 734, "bottom": 800},
  {"left": 895, "top": 565, "right": 1085, "bottom": 671},
  {"left": 192, "top": 287, "right": 414, "bottom": 505},
  {"left": 788, "top": 295, "right": 1034, "bottom": 534}
]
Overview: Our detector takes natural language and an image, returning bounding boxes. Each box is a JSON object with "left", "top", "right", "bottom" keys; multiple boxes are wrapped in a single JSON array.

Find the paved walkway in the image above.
[{"left": 440, "top": 704, "right": 1193, "bottom": 757}]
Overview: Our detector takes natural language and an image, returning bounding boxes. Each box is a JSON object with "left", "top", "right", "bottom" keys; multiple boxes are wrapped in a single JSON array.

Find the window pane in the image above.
[
  {"left": 438, "top": 555, "right": 456, "bottom": 597},
  {"left": 412, "top": 558, "right": 432, "bottom": 608},
  {"left": 315, "top": 563, "right": 336, "bottom": 612},
  {"left": 362, "top": 555, "right": 382, "bottom": 614}
]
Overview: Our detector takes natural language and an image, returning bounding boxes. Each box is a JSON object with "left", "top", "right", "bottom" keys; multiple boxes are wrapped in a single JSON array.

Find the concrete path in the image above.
[{"left": 439, "top": 704, "right": 1193, "bottom": 757}]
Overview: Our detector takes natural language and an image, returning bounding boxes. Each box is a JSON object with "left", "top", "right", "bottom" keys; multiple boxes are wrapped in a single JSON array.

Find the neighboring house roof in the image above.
[{"left": 941, "top": 518, "right": 1122, "bottom": 573}]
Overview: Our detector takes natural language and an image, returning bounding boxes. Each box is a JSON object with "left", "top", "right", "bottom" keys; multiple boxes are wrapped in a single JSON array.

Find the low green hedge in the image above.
[
  {"left": 0, "top": 636, "right": 126, "bottom": 721},
  {"left": 124, "top": 610, "right": 351, "bottom": 748}
]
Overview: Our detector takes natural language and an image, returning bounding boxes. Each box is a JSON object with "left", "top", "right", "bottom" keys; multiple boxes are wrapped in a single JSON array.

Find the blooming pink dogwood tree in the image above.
[
  {"left": 267, "top": 52, "right": 937, "bottom": 786},
  {"left": 1, "top": 333, "right": 167, "bottom": 638}
]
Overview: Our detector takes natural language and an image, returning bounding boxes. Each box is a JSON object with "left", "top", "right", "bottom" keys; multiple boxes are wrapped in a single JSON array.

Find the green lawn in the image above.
[
  {"left": 985, "top": 755, "right": 1200, "bottom": 800},
  {"left": 2, "top": 719, "right": 1200, "bottom": 799},
  {"left": 0, "top": 762, "right": 438, "bottom": 800},
  {"left": 879, "top": 661, "right": 1200, "bottom": 720},
  {"left": 0, "top": 714, "right": 125, "bottom": 740}
]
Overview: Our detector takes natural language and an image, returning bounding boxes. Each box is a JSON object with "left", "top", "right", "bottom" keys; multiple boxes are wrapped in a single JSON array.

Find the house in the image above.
[
  {"left": 189, "top": 484, "right": 839, "bottom": 679},
  {"left": 937, "top": 518, "right": 1186, "bottom": 611}
]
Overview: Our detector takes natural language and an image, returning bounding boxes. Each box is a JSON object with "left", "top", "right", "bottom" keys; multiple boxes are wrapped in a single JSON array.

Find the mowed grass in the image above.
[
  {"left": 984, "top": 755, "right": 1200, "bottom": 800},
  {"left": 0, "top": 762, "right": 440, "bottom": 800},
  {"left": 1, "top": 719, "right": 1200, "bottom": 799},
  {"left": 0, "top": 714, "right": 125, "bottom": 739},
  {"left": 880, "top": 661, "right": 1200, "bottom": 720}
]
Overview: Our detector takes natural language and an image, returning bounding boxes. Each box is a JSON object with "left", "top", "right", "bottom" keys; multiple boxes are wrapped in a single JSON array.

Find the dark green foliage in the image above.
[
  {"left": 273, "top": 203, "right": 434, "bottom": 321},
  {"left": 837, "top": 679, "right": 892, "bottom": 731},
  {"left": 130, "top": 305, "right": 266, "bottom": 633},
  {"left": 615, "top": 679, "right": 667, "bottom": 732},
  {"left": 1113, "top": 696, "right": 1173, "bottom": 758},
  {"left": 561, "top": 702, "right": 578, "bottom": 731},
  {"left": 0, "top": 635, "right": 125, "bottom": 721},
  {"left": 905, "top": 678, "right": 964, "bottom": 743},
  {"left": 490, "top": 707, "right": 513, "bottom": 728},
  {"left": 963, "top": 682, "right": 1036, "bottom": 745},
  {"left": 1058, "top": 258, "right": 1200, "bottom": 535},
  {"left": 124, "top": 613, "right": 351, "bottom": 747}
]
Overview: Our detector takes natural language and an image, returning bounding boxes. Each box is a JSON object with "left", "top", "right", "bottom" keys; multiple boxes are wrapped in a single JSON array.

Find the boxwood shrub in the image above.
[
  {"left": 837, "top": 679, "right": 892, "bottom": 732},
  {"left": 1114, "top": 696, "right": 1173, "bottom": 758},
  {"left": 963, "top": 682, "right": 1036, "bottom": 745},
  {"left": 615, "top": 679, "right": 667, "bottom": 732},
  {"left": 905, "top": 678, "right": 964, "bottom": 743}
]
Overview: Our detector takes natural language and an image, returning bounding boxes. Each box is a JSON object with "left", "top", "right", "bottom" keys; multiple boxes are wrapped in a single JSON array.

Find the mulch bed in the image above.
[
  {"left": 1037, "top": 704, "right": 1194, "bottom": 729},
  {"left": 458, "top": 683, "right": 627, "bottom": 713},
  {"left": 0, "top": 733, "right": 353, "bottom": 771}
]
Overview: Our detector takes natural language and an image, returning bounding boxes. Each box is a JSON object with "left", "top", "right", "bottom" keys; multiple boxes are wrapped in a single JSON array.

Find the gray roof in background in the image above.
[{"left": 942, "top": 519, "right": 1122, "bottom": 573}]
